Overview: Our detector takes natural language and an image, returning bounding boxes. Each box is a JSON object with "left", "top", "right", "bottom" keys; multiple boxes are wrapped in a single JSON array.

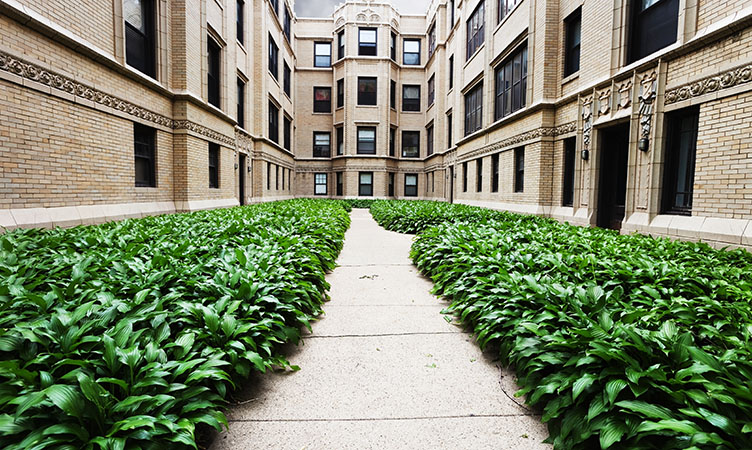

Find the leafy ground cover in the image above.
[
  {"left": 372, "top": 200, "right": 752, "bottom": 449},
  {"left": 0, "top": 199, "right": 349, "bottom": 449}
]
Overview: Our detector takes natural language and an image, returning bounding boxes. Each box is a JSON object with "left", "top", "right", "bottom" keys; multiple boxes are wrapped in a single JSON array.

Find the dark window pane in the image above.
[
  {"left": 629, "top": 0, "right": 679, "bottom": 62},
  {"left": 402, "top": 131, "right": 420, "bottom": 158},
  {"left": 209, "top": 143, "right": 220, "bottom": 189},
  {"left": 564, "top": 8, "right": 581, "bottom": 76},
  {"left": 359, "top": 172, "right": 373, "bottom": 196},
  {"left": 268, "top": 102, "right": 279, "bottom": 143},
  {"left": 125, "top": 0, "right": 156, "bottom": 77},
  {"left": 314, "top": 87, "right": 332, "bottom": 113},
  {"left": 494, "top": 43, "right": 527, "bottom": 121},
  {"left": 662, "top": 107, "right": 699, "bottom": 214},
  {"left": 405, "top": 174, "right": 418, "bottom": 197},
  {"left": 359, "top": 28, "right": 377, "bottom": 56},
  {"left": 208, "top": 38, "right": 221, "bottom": 108},
  {"left": 134, "top": 123, "right": 156, "bottom": 187},
  {"left": 402, "top": 85, "right": 421, "bottom": 112},
  {"left": 562, "top": 137, "right": 576, "bottom": 206},
  {"left": 403, "top": 39, "right": 421, "bottom": 65},
  {"left": 514, "top": 147, "right": 525, "bottom": 192},
  {"left": 358, "top": 77, "right": 377, "bottom": 105},
  {"left": 313, "top": 132, "right": 331, "bottom": 157},
  {"left": 314, "top": 42, "right": 331, "bottom": 67},
  {"left": 357, "top": 127, "right": 377, "bottom": 154},
  {"left": 268, "top": 35, "right": 278, "bottom": 80}
]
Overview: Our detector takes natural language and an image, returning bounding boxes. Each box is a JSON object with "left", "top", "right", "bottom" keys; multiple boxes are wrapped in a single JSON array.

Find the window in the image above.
[
  {"left": 562, "top": 138, "right": 576, "bottom": 206},
  {"left": 314, "top": 173, "right": 328, "bottom": 195},
  {"left": 209, "top": 143, "right": 219, "bottom": 189},
  {"left": 427, "top": 124, "right": 434, "bottom": 156},
  {"left": 388, "top": 172, "right": 395, "bottom": 196},
  {"left": 283, "top": 62, "right": 291, "bottom": 97},
  {"left": 207, "top": 38, "right": 221, "bottom": 108},
  {"left": 402, "top": 131, "right": 420, "bottom": 158},
  {"left": 390, "top": 32, "right": 397, "bottom": 61},
  {"left": 498, "top": 0, "right": 521, "bottom": 23},
  {"left": 338, "top": 30, "right": 345, "bottom": 59},
  {"left": 389, "top": 127, "right": 396, "bottom": 156},
  {"left": 282, "top": 168, "right": 286, "bottom": 191},
  {"left": 514, "top": 147, "right": 525, "bottom": 192},
  {"left": 357, "top": 127, "right": 376, "bottom": 154},
  {"left": 314, "top": 42, "right": 332, "bottom": 67},
  {"left": 124, "top": 0, "right": 156, "bottom": 78},
  {"left": 449, "top": 0, "right": 455, "bottom": 26},
  {"left": 449, "top": 55, "right": 454, "bottom": 89},
  {"left": 428, "top": 75, "right": 435, "bottom": 107},
  {"left": 447, "top": 112, "right": 453, "bottom": 148},
  {"left": 276, "top": 165, "right": 279, "bottom": 190},
  {"left": 313, "top": 132, "right": 331, "bottom": 157},
  {"left": 358, "top": 77, "right": 377, "bottom": 106},
  {"left": 463, "top": 161, "right": 468, "bottom": 192},
  {"left": 337, "top": 78, "right": 344, "bottom": 108},
  {"left": 268, "top": 34, "right": 278, "bottom": 80},
  {"left": 268, "top": 101, "right": 279, "bottom": 143},
  {"left": 237, "top": 78, "right": 245, "bottom": 128},
  {"left": 134, "top": 123, "right": 156, "bottom": 187},
  {"left": 476, "top": 158, "right": 483, "bottom": 192},
  {"left": 492, "top": 153, "right": 499, "bottom": 192},
  {"left": 336, "top": 126, "right": 344, "bottom": 155},
  {"left": 267, "top": 162, "right": 271, "bottom": 190},
  {"left": 269, "top": 0, "right": 278, "bottom": 15},
  {"left": 283, "top": 7, "right": 292, "bottom": 41},
  {"left": 629, "top": 0, "right": 679, "bottom": 63},
  {"left": 466, "top": 1, "right": 484, "bottom": 60},
  {"left": 313, "top": 87, "right": 332, "bottom": 113},
  {"left": 288, "top": 168, "right": 292, "bottom": 190},
  {"left": 405, "top": 174, "right": 418, "bottom": 197},
  {"left": 402, "top": 85, "right": 421, "bottom": 112},
  {"left": 564, "top": 8, "right": 581, "bottom": 77},
  {"left": 465, "top": 82, "right": 483, "bottom": 136},
  {"left": 284, "top": 116, "right": 291, "bottom": 150},
  {"left": 428, "top": 24, "right": 436, "bottom": 57},
  {"left": 359, "top": 172, "right": 373, "bottom": 196},
  {"left": 236, "top": 0, "right": 244, "bottom": 45},
  {"left": 403, "top": 39, "right": 421, "bottom": 65},
  {"left": 336, "top": 172, "right": 344, "bottom": 196},
  {"left": 662, "top": 106, "right": 699, "bottom": 214},
  {"left": 359, "top": 28, "right": 377, "bottom": 56},
  {"left": 390, "top": 80, "right": 397, "bottom": 109},
  {"left": 494, "top": 44, "right": 528, "bottom": 120}
]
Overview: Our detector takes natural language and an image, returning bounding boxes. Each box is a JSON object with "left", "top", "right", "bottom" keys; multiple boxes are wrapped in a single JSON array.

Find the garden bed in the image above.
[
  {"left": 371, "top": 200, "right": 752, "bottom": 449},
  {"left": 0, "top": 199, "right": 350, "bottom": 449}
]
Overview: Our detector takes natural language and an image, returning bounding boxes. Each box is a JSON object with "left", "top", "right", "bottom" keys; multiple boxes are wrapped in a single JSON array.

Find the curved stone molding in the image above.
[
  {"left": 391, "top": 19, "right": 400, "bottom": 30},
  {"left": 0, "top": 51, "right": 236, "bottom": 148},
  {"left": 665, "top": 63, "right": 752, "bottom": 105},
  {"left": 458, "top": 122, "right": 577, "bottom": 163}
]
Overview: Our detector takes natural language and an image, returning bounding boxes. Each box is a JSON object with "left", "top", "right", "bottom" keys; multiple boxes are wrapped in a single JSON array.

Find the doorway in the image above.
[
  {"left": 239, "top": 154, "right": 246, "bottom": 206},
  {"left": 597, "top": 123, "right": 630, "bottom": 231}
]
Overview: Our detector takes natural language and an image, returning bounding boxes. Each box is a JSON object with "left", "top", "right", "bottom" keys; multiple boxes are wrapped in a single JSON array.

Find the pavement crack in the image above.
[{"left": 228, "top": 413, "right": 542, "bottom": 423}]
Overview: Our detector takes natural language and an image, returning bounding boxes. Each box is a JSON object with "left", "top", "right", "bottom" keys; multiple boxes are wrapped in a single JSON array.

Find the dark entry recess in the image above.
[
  {"left": 597, "top": 123, "right": 630, "bottom": 231},
  {"left": 239, "top": 154, "right": 246, "bottom": 206}
]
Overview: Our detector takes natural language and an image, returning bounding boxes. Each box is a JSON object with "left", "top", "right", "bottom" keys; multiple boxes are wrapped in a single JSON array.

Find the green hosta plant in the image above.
[
  {"left": 375, "top": 200, "right": 752, "bottom": 449},
  {"left": 0, "top": 199, "right": 350, "bottom": 449}
]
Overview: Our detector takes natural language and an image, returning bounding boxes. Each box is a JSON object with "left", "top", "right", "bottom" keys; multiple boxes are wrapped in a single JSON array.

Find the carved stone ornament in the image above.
[
  {"left": 598, "top": 89, "right": 611, "bottom": 117},
  {"left": 456, "top": 123, "right": 576, "bottom": 163},
  {"left": 581, "top": 96, "right": 594, "bottom": 150},
  {"left": 638, "top": 71, "right": 658, "bottom": 140},
  {"left": 665, "top": 63, "right": 752, "bottom": 105},
  {"left": 617, "top": 80, "right": 632, "bottom": 110}
]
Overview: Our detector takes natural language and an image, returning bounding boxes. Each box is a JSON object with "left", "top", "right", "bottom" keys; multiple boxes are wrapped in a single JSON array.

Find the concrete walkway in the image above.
[{"left": 211, "top": 209, "right": 551, "bottom": 449}]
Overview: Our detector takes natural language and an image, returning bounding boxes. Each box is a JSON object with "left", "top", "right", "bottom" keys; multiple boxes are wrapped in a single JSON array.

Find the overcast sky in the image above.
[{"left": 295, "top": 0, "right": 432, "bottom": 17}]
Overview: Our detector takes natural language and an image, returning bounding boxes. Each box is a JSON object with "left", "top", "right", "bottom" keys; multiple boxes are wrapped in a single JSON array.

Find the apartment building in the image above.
[{"left": 2, "top": 0, "right": 752, "bottom": 248}]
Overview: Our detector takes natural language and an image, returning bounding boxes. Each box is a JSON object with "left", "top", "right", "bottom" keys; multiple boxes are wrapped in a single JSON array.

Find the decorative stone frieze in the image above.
[{"left": 665, "top": 63, "right": 752, "bottom": 105}]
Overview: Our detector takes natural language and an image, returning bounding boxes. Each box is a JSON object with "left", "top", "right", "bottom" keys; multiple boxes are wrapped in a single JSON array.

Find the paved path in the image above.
[{"left": 211, "top": 209, "right": 551, "bottom": 449}]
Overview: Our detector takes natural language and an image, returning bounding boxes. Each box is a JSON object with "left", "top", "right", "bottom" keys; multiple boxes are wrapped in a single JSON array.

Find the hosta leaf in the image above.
[
  {"left": 635, "top": 419, "right": 702, "bottom": 434},
  {"left": 107, "top": 415, "right": 157, "bottom": 435},
  {"left": 44, "top": 385, "right": 85, "bottom": 418},
  {"left": 572, "top": 373, "right": 596, "bottom": 401},
  {"left": 605, "top": 379, "right": 627, "bottom": 405},
  {"left": 600, "top": 417, "right": 628, "bottom": 449},
  {"left": 616, "top": 400, "right": 674, "bottom": 420}
]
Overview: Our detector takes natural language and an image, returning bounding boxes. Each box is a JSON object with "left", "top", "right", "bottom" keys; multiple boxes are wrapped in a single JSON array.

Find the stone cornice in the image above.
[
  {"left": 665, "top": 63, "right": 752, "bottom": 105},
  {"left": 457, "top": 122, "right": 577, "bottom": 163},
  {"left": 0, "top": 50, "right": 236, "bottom": 147}
]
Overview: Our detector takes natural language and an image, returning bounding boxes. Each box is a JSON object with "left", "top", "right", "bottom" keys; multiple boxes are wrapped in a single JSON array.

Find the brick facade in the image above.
[{"left": 1, "top": 0, "right": 752, "bottom": 248}]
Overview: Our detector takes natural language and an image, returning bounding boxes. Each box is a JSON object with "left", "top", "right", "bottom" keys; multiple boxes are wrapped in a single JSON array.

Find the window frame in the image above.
[
  {"left": 314, "top": 173, "right": 328, "bottom": 196},
  {"left": 428, "top": 23, "right": 437, "bottom": 57},
  {"left": 390, "top": 32, "right": 397, "bottom": 61},
  {"left": 208, "top": 143, "right": 220, "bottom": 189},
  {"left": 403, "top": 39, "right": 421, "bottom": 65},
  {"left": 337, "top": 78, "right": 345, "bottom": 108},
  {"left": 359, "top": 172, "right": 374, "bottom": 197},
  {"left": 313, "top": 131, "right": 332, "bottom": 157},
  {"left": 491, "top": 153, "right": 500, "bottom": 193},
  {"left": 476, "top": 157, "right": 483, "bottom": 192},
  {"left": 314, "top": 42, "right": 332, "bottom": 67},
  {"left": 268, "top": 101, "right": 279, "bottom": 143},
  {"left": 390, "top": 80, "right": 397, "bottom": 109},
  {"left": 464, "top": 82, "right": 483, "bottom": 136},
  {"left": 514, "top": 147, "right": 525, "bottom": 193},
  {"left": 236, "top": 0, "right": 244, "bottom": 45},
  {"left": 401, "top": 130, "right": 420, "bottom": 158},
  {"left": 462, "top": 161, "right": 468, "bottom": 192},
  {"left": 662, "top": 106, "right": 699, "bottom": 215},
  {"left": 402, "top": 84, "right": 421, "bottom": 112},
  {"left": 283, "top": 115, "right": 292, "bottom": 151},
  {"left": 268, "top": 34, "right": 278, "bottom": 80},
  {"left": 338, "top": 30, "right": 345, "bottom": 59},
  {"left": 124, "top": 0, "right": 156, "bottom": 78},
  {"left": 283, "top": 62, "right": 291, "bottom": 97},
  {"left": 628, "top": 0, "right": 679, "bottom": 63},
  {"left": 405, "top": 174, "right": 418, "bottom": 197},
  {"left": 564, "top": 8, "right": 581, "bottom": 77},
  {"left": 237, "top": 77, "right": 245, "bottom": 129},
  {"left": 207, "top": 37, "right": 221, "bottom": 108},
  {"left": 494, "top": 43, "right": 528, "bottom": 121},
  {"left": 283, "top": 7, "right": 292, "bottom": 41},
  {"left": 428, "top": 75, "right": 436, "bottom": 107},
  {"left": 336, "top": 172, "right": 344, "bottom": 196},
  {"left": 357, "top": 126, "right": 377, "bottom": 155},
  {"left": 134, "top": 123, "right": 156, "bottom": 188},
  {"left": 357, "top": 77, "right": 378, "bottom": 106},
  {"left": 358, "top": 27, "right": 378, "bottom": 56},
  {"left": 466, "top": 1, "right": 485, "bottom": 61},
  {"left": 336, "top": 126, "right": 344, "bottom": 155},
  {"left": 426, "top": 124, "right": 434, "bottom": 156},
  {"left": 313, "top": 86, "right": 332, "bottom": 113},
  {"left": 497, "top": 0, "right": 522, "bottom": 24},
  {"left": 447, "top": 112, "right": 453, "bottom": 148},
  {"left": 389, "top": 127, "right": 396, "bottom": 157},
  {"left": 562, "top": 137, "right": 576, "bottom": 206},
  {"left": 448, "top": 54, "right": 454, "bottom": 90}
]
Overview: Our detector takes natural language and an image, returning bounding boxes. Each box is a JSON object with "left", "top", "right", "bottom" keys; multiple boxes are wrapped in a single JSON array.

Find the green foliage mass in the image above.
[
  {"left": 372, "top": 200, "right": 752, "bottom": 450},
  {"left": 0, "top": 199, "right": 349, "bottom": 449}
]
